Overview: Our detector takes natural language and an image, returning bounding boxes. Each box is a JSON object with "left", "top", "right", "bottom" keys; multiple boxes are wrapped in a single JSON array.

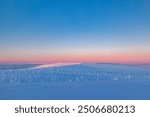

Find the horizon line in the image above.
[{"left": 0, "top": 62, "right": 150, "bottom": 65}]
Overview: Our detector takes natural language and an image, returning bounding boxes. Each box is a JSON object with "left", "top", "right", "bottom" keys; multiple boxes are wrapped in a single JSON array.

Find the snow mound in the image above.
[{"left": 0, "top": 63, "right": 150, "bottom": 85}]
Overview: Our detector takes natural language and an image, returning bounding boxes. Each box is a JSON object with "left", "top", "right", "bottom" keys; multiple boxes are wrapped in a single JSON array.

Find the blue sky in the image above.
[{"left": 0, "top": 0, "right": 150, "bottom": 63}]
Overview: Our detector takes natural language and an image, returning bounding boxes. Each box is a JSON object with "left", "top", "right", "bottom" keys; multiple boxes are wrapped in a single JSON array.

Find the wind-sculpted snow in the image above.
[{"left": 0, "top": 63, "right": 150, "bottom": 85}]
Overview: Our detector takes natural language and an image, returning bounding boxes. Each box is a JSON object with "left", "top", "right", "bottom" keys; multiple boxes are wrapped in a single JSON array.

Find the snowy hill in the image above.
[{"left": 0, "top": 63, "right": 150, "bottom": 99}]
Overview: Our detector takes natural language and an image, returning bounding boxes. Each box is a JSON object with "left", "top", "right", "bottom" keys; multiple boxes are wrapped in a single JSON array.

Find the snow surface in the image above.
[
  {"left": 30, "top": 63, "right": 80, "bottom": 69},
  {"left": 0, "top": 63, "right": 150, "bottom": 99}
]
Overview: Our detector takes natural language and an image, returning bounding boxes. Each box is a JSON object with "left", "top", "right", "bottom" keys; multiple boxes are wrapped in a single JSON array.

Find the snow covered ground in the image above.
[{"left": 0, "top": 63, "right": 150, "bottom": 99}]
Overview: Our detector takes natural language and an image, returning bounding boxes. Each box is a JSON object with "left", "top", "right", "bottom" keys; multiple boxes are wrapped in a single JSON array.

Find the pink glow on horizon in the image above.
[
  {"left": 0, "top": 51, "right": 150, "bottom": 64},
  {"left": 30, "top": 63, "right": 81, "bottom": 69}
]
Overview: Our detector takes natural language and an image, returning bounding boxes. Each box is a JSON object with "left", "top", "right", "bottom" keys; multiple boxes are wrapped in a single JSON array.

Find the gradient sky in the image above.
[{"left": 0, "top": 0, "right": 150, "bottom": 64}]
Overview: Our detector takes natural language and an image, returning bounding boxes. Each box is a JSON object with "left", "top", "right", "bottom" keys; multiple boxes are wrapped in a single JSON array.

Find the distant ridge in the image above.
[
  {"left": 95, "top": 63, "right": 150, "bottom": 66},
  {"left": 31, "top": 63, "right": 81, "bottom": 69}
]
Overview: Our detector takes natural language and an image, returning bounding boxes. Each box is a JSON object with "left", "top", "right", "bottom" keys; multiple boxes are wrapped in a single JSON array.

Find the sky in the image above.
[{"left": 0, "top": 0, "right": 150, "bottom": 64}]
